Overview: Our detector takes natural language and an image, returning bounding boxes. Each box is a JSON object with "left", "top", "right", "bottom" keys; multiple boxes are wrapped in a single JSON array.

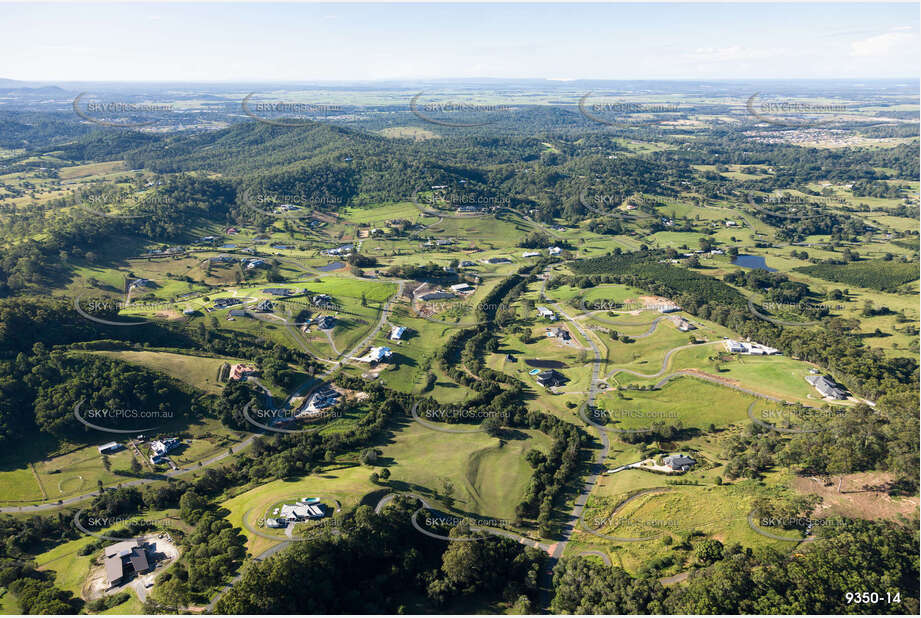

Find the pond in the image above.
[{"left": 732, "top": 254, "right": 776, "bottom": 272}]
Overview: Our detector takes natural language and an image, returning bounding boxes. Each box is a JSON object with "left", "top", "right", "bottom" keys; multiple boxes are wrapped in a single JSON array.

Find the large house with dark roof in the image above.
[{"left": 103, "top": 541, "right": 151, "bottom": 588}]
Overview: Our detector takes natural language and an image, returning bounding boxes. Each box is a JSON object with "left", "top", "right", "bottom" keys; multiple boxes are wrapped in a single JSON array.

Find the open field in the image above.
[{"left": 85, "top": 350, "right": 245, "bottom": 395}]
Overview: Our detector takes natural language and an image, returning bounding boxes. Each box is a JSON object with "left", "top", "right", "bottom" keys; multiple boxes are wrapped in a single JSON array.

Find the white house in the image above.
[
  {"left": 724, "top": 339, "right": 779, "bottom": 355},
  {"left": 536, "top": 306, "right": 555, "bottom": 320}
]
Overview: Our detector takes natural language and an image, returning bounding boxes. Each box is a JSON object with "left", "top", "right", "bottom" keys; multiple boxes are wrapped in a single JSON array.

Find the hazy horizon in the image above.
[{"left": 1, "top": 2, "right": 918, "bottom": 82}]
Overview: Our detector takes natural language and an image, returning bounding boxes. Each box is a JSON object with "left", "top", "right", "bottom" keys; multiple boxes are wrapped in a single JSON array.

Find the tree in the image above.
[
  {"left": 696, "top": 538, "right": 724, "bottom": 564},
  {"left": 482, "top": 414, "right": 504, "bottom": 437}
]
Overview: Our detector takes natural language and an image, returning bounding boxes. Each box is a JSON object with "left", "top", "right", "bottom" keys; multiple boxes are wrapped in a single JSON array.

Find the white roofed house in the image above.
[
  {"left": 390, "top": 326, "right": 406, "bottom": 340},
  {"left": 724, "top": 339, "right": 779, "bottom": 355},
  {"left": 536, "top": 306, "right": 555, "bottom": 320}
]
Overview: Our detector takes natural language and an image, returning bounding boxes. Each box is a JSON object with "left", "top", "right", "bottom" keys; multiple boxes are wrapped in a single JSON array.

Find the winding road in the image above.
[
  {"left": 542, "top": 301, "right": 611, "bottom": 607},
  {"left": 0, "top": 434, "right": 259, "bottom": 514},
  {"left": 604, "top": 340, "right": 722, "bottom": 381}
]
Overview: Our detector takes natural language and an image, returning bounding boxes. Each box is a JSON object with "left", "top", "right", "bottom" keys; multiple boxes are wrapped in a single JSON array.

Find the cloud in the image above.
[
  {"left": 683, "top": 46, "right": 785, "bottom": 63},
  {"left": 850, "top": 31, "right": 914, "bottom": 57}
]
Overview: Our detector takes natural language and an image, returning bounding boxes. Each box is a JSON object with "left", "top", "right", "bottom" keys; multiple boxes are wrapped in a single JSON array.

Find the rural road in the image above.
[
  {"left": 343, "top": 280, "right": 404, "bottom": 361},
  {"left": 604, "top": 340, "right": 722, "bottom": 381},
  {"left": 0, "top": 435, "right": 259, "bottom": 513},
  {"left": 542, "top": 302, "right": 611, "bottom": 608},
  {"left": 582, "top": 312, "right": 669, "bottom": 338},
  {"left": 373, "top": 492, "right": 552, "bottom": 551},
  {"left": 206, "top": 541, "right": 290, "bottom": 612}
]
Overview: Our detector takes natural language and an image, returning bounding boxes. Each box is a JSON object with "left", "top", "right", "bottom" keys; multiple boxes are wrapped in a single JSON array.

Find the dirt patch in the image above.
[
  {"left": 83, "top": 534, "right": 181, "bottom": 601},
  {"left": 792, "top": 472, "right": 920, "bottom": 521},
  {"left": 524, "top": 359, "right": 568, "bottom": 369}
]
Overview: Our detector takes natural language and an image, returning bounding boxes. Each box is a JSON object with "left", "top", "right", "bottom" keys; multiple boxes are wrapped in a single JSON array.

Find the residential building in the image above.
[
  {"left": 317, "top": 315, "right": 336, "bottom": 330},
  {"left": 151, "top": 438, "right": 180, "bottom": 457},
  {"left": 806, "top": 374, "right": 847, "bottom": 399},
  {"left": 548, "top": 246, "right": 562, "bottom": 255},
  {"left": 663, "top": 453, "right": 697, "bottom": 472},
  {"left": 98, "top": 442, "right": 123, "bottom": 454},
  {"left": 450, "top": 283, "right": 475, "bottom": 294},
  {"left": 724, "top": 339, "right": 779, "bottom": 355},
  {"left": 522, "top": 251, "right": 541, "bottom": 258},
  {"left": 313, "top": 294, "right": 335, "bottom": 308},
  {"left": 369, "top": 346, "right": 392, "bottom": 363},
  {"left": 390, "top": 326, "right": 406, "bottom": 340},
  {"left": 255, "top": 300, "right": 274, "bottom": 313},
  {"left": 229, "top": 364, "right": 257, "bottom": 381},
  {"left": 546, "top": 327, "right": 571, "bottom": 340},
  {"left": 213, "top": 297, "right": 241, "bottom": 309},
  {"left": 279, "top": 502, "right": 326, "bottom": 521},
  {"left": 420, "top": 290, "right": 456, "bottom": 301},
  {"left": 670, "top": 316, "right": 695, "bottom": 332},
  {"left": 535, "top": 369, "right": 566, "bottom": 388},
  {"left": 150, "top": 437, "right": 180, "bottom": 464},
  {"left": 536, "top": 306, "right": 555, "bottom": 320},
  {"left": 103, "top": 541, "right": 151, "bottom": 588}
]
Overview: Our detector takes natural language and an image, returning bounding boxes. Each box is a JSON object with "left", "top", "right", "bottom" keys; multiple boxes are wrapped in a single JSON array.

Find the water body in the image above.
[
  {"left": 732, "top": 254, "right": 776, "bottom": 272},
  {"left": 317, "top": 261, "right": 346, "bottom": 272}
]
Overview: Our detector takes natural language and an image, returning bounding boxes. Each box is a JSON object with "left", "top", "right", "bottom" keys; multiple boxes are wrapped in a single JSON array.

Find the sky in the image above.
[{"left": 0, "top": 2, "right": 918, "bottom": 82}]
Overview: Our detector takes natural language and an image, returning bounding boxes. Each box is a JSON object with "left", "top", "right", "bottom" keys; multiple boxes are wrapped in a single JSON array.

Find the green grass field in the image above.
[{"left": 85, "top": 350, "right": 244, "bottom": 395}]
